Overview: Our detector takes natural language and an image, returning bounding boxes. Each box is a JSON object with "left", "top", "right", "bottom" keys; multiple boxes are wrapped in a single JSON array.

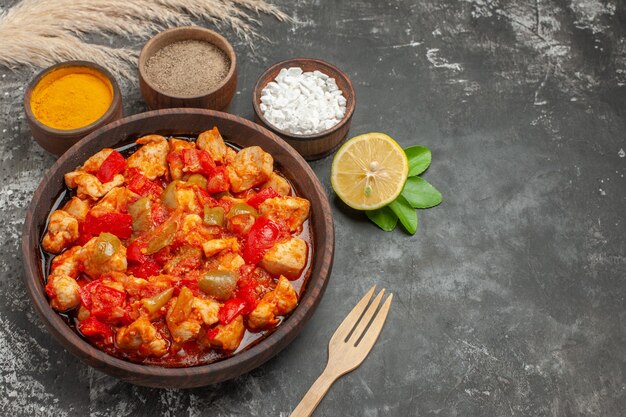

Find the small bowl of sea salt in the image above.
[{"left": 252, "top": 58, "right": 355, "bottom": 160}]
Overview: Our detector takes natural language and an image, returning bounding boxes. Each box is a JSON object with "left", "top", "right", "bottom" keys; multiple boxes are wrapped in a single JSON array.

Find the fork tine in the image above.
[
  {"left": 347, "top": 289, "right": 385, "bottom": 345},
  {"left": 329, "top": 285, "right": 376, "bottom": 344},
  {"left": 355, "top": 293, "right": 393, "bottom": 349}
]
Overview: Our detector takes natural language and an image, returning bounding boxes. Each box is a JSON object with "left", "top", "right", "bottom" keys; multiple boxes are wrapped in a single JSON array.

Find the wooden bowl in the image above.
[
  {"left": 139, "top": 27, "right": 237, "bottom": 110},
  {"left": 24, "top": 61, "right": 123, "bottom": 157},
  {"left": 21, "top": 109, "right": 334, "bottom": 388},
  {"left": 252, "top": 58, "right": 355, "bottom": 160}
]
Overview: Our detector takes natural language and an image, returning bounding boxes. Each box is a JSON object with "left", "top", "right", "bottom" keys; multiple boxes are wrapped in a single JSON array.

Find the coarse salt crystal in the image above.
[{"left": 260, "top": 66, "right": 347, "bottom": 135}]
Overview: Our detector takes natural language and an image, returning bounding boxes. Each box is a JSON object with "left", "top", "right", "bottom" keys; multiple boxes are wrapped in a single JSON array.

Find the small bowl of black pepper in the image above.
[{"left": 139, "top": 26, "right": 237, "bottom": 110}]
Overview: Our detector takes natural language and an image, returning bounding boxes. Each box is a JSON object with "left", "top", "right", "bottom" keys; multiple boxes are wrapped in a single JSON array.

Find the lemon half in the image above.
[{"left": 331, "top": 133, "right": 408, "bottom": 210}]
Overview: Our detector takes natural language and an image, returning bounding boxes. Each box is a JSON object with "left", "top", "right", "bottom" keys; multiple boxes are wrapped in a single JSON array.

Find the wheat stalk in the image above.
[{"left": 0, "top": 0, "right": 290, "bottom": 79}]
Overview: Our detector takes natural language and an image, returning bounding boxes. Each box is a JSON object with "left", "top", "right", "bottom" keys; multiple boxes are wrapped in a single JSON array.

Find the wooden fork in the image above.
[{"left": 290, "top": 286, "right": 393, "bottom": 417}]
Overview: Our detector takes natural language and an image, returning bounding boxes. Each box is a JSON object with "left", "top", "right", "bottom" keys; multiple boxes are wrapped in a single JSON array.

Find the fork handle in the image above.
[{"left": 290, "top": 368, "right": 337, "bottom": 417}]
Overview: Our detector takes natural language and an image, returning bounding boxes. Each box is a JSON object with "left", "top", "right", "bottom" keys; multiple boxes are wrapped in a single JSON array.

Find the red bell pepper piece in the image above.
[
  {"left": 205, "top": 327, "right": 219, "bottom": 340},
  {"left": 83, "top": 212, "right": 133, "bottom": 240},
  {"left": 197, "top": 149, "right": 216, "bottom": 175},
  {"left": 151, "top": 246, "right": 171, "bottom": 266},
  {"left": 178, "top": 273, "right": 202, "bottom": 297},
  {"left": 127, "top": 260, "right": 161, "bottom": 279},
  {"left": 96, "top": 150, "right": 126, "bottom": 183},
  {"left": 79, "top": 280, "right": 127, "bottom": 323},
  {"left": 235, "top": 282, "right": 258, "bottom": 313},
  {"left": 247, "top": 187, "right": 279, "bottom": 209},
  {"left": 181, "top": 149, "right": 198, "bottom": 169},
  {"left": 242, "top": 217, "right": 285, "bottom": 264},
  {"left": 127, "top": 237, "right": 169, "bottom": 278},
  {"left": 76, "top": 222, "right": 93, "bottom": 246},
  {"left": 127, "top": 168, "right": 163, "bottom": 197},
  {"left": 126, "top": 240, "right": 148, "bottom": 263},
  {"left": 90, "top": 284, "right": 127, "bottom": 322},
  {"left": 194, "top": 187, "right": 218, "bottom": 208},
  {"left": 167, "top": 151, "right": 184, "bottom": 176},
  {"left": 78, "top": 316, "right": 114, "bottom": 344},
  {"left": 151, "top": 201, "right": 170, "bottom": 226},
  {"left": 217, "top": 298, "right": 248, "bottom": 324},
  {"left": 206, "top": 166, "right": 230, "bottom": 194},
  {"left": 182, "top": 149, "right": 216, "bottom": 175},
  {"left": 235, "top": 265, "right": 273, "bottom": 312},
  {"left": 79, "top": 280, "right": 102, "bottom": 309}
]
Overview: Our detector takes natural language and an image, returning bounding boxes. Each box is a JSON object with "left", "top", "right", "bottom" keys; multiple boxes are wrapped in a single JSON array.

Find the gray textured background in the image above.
[{"left": 1, "top": 0, "right": 624, "bottom": 416}]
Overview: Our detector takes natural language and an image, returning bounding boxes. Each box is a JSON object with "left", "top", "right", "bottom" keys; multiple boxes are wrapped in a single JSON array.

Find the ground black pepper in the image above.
[{"left": 145, "top": 40, "right": 230, "bottom": 97}]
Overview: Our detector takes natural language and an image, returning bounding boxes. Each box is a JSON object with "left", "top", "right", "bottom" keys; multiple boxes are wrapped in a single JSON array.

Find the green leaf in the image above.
[
  {"left": 388, "top": 195, "right": 418, "bottom": 234},
  {"left": 404, "top": 146, "right": 432, "bottom": 176},
  {"left": 366, "top": 206, "right": 398, "bottom": 231},
  {"left": 401, "top": 177, "right": 443, "bottom": 208}
]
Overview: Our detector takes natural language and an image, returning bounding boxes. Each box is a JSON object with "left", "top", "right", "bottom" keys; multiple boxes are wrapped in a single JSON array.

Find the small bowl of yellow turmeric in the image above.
[{"left": 24, "top": 61, "right": 123, "bottom": 156}]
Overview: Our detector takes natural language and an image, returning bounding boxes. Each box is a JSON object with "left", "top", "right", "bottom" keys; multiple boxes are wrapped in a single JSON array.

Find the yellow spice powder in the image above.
[{"left": 30, "top": 66, "right": 113, "bottom": 130}]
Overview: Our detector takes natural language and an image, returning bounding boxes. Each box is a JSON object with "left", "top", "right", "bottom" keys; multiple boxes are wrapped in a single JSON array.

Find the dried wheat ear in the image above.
[{"left": 0, "top": 0, "right": 290, "bottom": 79}]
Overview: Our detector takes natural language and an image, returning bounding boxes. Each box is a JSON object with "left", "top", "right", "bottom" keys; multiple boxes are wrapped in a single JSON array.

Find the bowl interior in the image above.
[
  {"left": 22, "top": 109, "right": 334, "bottom": 388},
  {"left": 139, "top": 27, "right": 237, "bottom": 99},
  {"left": 252, "top": 58, "right": 355, "bottom": 140}
]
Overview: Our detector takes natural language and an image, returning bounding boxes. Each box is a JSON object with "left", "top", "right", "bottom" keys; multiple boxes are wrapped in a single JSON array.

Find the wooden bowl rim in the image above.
[
  {"left": 21, "top": 108, "right": 334, "bottom": 385},
  {"left": 138, "top": 26, "right": 237, "bottom": 100},
  {"left": 23, "top": 60, "right": 122, "bottom": 137},
  {"left": 252, "top": 58, "right": 356, "bottom": 142}
]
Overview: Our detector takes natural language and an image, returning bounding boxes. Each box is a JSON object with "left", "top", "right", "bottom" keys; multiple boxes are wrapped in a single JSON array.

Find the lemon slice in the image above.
[{"left": 331, "top": 133, "right": 408, "bottom": 210}]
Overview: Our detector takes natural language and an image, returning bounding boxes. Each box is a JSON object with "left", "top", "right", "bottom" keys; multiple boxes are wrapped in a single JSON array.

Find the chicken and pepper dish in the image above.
[{"left": 41, "top": 128, "right": 311, "bottom": 366}]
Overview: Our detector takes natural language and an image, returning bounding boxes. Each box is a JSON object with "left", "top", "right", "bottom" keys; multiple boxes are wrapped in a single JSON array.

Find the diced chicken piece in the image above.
[
  {"left": 61, "top": 197, "right": 91, "bottom": 222},
  {"left": 168, "top": 138, "right": 196, "bottom": 180},
  {"left": 49, "top": 246, "right": 82, "bottom": 278},
  {"left": 202, "top": 238, "right": 239, "bottom": 258},
  {"left": 197, "top": 128, "right": 228, "bottom": 164},
  {"left": 77, "top": 305, "right": 90, "bottom": 321},
  {"left": 247, "top": 298, "right": 275, "bottom": 331},
  {"left": 169, "top": 318, "right": 202, "bottom": 343},
  {"left": 64, "top": 171, "right": 125, "bottom": 200},
  {"left": 262, "top": 172, "right": 291, "bottom": 196},
  {"left": 248, "top": 276, "right": 298, "bottom": 330},
  {"left": 137, "top": 135, "right": 167, "bottom": 145},
  {"left": 218, "top": 195, "right": 246, "bottom": 212},
  {"left": 42, "top": 210, "right": 79, "bottom": 254},
  {"left": 176, "top": 214, "right": 218, "bottom": 248},
  {"left": 166, "top": 287, "right": 201, "bottom": 343},
  {"left": 224, "top": 147, "right": 237, "bottom": 164},
  {"left": 165, "top": 293, "right": 219, "bottom": 332},
  {"left": 147, "top": 274, "right": 179, "bottom": 293},
  {"left": 116, "top": 316, "right": 168, "bottom": 357},
  {"left": 227, "top": 146, "right": 273, "bottom": 192},
  {"left": 175, "top": 185, "right": 202, "bottom": 214},
  {"left": 79, "top": 236, "right": 127, "bottom": 279},
  {"left": 80, "top": 148, "right": 115, "bottom": 173},
  {"left": 106, "top": 271, "right": 149, "bottom": 298},
  {"left": 258, "top": 196, "right": 310, "bottom": 232},
  {"left": 181, "top": 214, "right": 203, "bottom": 234},
  {"left": 89, "top": 187, "right": 136, "bottom": 217},
  {"left": 271, "top": 276, "right": 298, "bottom": 314},
  {"left": 169, "top": 138, "right": 196, "bottom": 153},
  {"left": 100, "top": 279, "right": 125, "bottom": 294},
  {"left": 127, "top": 135, "right": 169, "bottom": 180},
  {"left": 207, "top": 315, "right": 245, "bottom": 351},
  {"left": 217, "top": 252, "right": 245, "bottom": 273},
  {"left": 192, "top": 298, "right": 220, "bottom": 326},
  {"left": 45, "top": 274, "right": 81, "bottom": 311},
  {"left": 260, "top": 238, "right": 307, "bottom": 279}
]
